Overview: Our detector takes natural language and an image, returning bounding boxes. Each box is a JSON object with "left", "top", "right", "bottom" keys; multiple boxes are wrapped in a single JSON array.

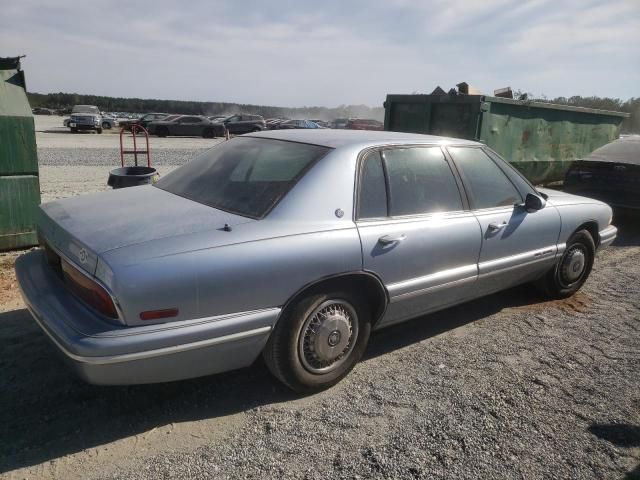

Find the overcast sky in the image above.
[{"left": 1, "top": 0, "right": 638, "bottom": 107}]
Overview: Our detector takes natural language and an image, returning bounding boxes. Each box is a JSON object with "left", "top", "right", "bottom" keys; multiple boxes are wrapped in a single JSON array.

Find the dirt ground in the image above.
[{"left": 0, "top": 121, "right": 638, "bottom": 479}]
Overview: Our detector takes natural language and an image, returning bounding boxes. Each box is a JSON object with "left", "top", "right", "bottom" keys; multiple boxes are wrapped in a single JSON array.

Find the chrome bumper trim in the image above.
[{"left": 26, "top": 303, "right": 271, "bottom": 366}]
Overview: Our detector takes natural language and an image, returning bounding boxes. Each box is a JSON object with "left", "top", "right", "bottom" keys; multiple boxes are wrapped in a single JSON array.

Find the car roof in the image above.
[{"left": 246, "top": 129, "right": 481, "bottom": 149}]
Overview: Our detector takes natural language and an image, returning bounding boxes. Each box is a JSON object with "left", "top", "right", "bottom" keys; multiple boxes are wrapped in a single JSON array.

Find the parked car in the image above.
[
  {"left": 16, "top": 130, "right": 616, "bottom": 392},
  {"left": 67, "top": 105, "right": 103, "bottom": 133},
  {"left": 119, "top": 112, "right": 170, "bottom": 131},
  {"left": 275, "top": 119, "right": 321, "bottom": 129},
  {"left": 346, "top": 118, "right": 383, "bottom": 131},
  {"left": 310, "top": 119, "right": 330, "bottom": 128},
  {"left": 32, "top": 107, "right": 53, "bottom": 115},
  {"left": 147, "top": 115, "right": 225, "bottom": 138},
  {"left": 219, "top": 114, "right": 266, "bottom": 134},
  {"left": 266, "top": 118, "right": 287, "bottom": 129},
  {"left": 564, "top": 135, "right": 640, "bottom": 211},
  {"left": 208, "top": 115, "right": 227, "bottom": 123},
  {"left": 64, "top": 115, "right": 116, "bottom": 130},
  {"left": 331, "top": 118, "right": 350, "bottom": 129}
]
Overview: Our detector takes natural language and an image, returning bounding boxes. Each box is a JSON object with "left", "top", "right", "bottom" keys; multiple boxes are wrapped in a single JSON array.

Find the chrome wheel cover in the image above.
[
  {"left": 298, "top": 300, "right": 359, "bottom": 374},
  {"left": 559, "top": 245, "right": 587, "bottom": 287}
]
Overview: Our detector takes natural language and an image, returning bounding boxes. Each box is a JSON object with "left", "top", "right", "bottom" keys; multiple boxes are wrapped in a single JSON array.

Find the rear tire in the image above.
[
  {"left": 538, "top": 229, "right": 595, "bottom": 299},
  {"left": 70, "top": 127, "right": 78, "bottom": 133},
  {"left": 102, "top": 121, "right": 111, "bottom": 129},
  {"left": 263, "top": 290, "right": 371, "bottom": 393},
  {"left": 203, "top": 128, "right": 215, "bottom": 138},
  {"left": 157, "top": 126, "right": 169, "bottom": 138},
  {"left": 96, "top": 128, "right": 103, "bottom": 134}
]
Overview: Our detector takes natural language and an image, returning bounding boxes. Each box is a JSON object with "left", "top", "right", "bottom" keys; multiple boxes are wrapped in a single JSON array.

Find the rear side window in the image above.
[
  {"left": 448, "top": 147, "right": 522, "bottom": 209},
  {"left": 384, "top": 147, "right": 463, "bottom": 216},
  {"left": 155, "top": 137, "right": 330, "bottom": 219},
  {"left": 358, "top": 151, "right": 387, "bottom": 219}
]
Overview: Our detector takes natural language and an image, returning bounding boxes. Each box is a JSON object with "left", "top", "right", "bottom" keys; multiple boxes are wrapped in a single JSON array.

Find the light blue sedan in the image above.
[{"left": 16, "top": 130, "right": 617, "bottom": 392}]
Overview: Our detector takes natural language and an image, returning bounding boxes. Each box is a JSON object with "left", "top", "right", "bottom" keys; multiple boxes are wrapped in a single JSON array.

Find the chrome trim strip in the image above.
[
  {"left": 387, "top": 264, "right": 477, "bottom": 298},
  {"left": 479, "top": 245, "right": 557, "bottom": 274},
  {"left": 26, "top": 303, "right": 271, "bottom": 366},
  {"left": 556, "top": 243, "right": 566, "bottom": 256},
  {"left": 389, "top": 275, "right": 477, "bottom": 302}
]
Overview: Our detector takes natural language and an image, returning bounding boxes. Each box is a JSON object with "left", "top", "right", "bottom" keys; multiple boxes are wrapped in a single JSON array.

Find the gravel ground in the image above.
[{"left": 0, "top": 119, "right": 638, "bottom": 479}]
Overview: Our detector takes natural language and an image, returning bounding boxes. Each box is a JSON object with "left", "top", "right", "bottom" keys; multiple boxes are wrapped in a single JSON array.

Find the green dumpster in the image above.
[
  {"left": 383, "top": 93, "right": 630, "bottom": 184},
  {"left": 0, "top": 56, "right": 40, "bottom": 251}
]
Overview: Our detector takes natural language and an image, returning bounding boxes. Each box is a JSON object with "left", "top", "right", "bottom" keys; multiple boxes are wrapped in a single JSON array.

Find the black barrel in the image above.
[{"left": 108, "top": 166, "right": 158, "bottom": 189}]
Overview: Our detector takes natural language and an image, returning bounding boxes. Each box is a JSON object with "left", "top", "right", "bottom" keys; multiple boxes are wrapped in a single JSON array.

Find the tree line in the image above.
[{"left": 26, "top": 92, "right": 385, "bottom": 122}]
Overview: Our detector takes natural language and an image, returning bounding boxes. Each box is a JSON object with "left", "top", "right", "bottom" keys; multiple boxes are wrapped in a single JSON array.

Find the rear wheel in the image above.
[
  {"left": 251, "top": 127, "right": 261, "bottom": 133},
  {"left": 202, "top": 128, "right": 215, "bottom": 138},
  {"left": 156, "top": 126, "right": 169, "bottom": 138},
  {"left": 96, "top": 128, "right": 103, "bottom": 134},
  {"left": 539, "top": 229, "right": 595, "bottom": 299},
  {"left": 263, "top": 290, "right": 371, "bottom": 393},
  {"left": 70, "top": 127, "right": 78, "bottom": 133},
  {"left": 102, "top": 121, "right": 111, "bottom": 129}
]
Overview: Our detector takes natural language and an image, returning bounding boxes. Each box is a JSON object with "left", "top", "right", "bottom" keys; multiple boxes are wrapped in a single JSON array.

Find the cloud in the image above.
[{"left": 1, "top": 0, "right": 638, "bottom": 106}]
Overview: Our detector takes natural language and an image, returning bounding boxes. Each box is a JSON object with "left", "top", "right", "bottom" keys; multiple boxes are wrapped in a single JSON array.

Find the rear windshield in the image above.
[{"left": 155, "top": 137, "right": 330, "bottom": 219}]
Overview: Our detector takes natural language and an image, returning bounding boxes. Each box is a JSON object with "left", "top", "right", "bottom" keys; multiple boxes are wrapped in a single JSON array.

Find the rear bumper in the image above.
[
  {"left": 15, "top": 250, "right": 278, "bottom": 385},
  {"left": 599, "top": 225, "right": 617, "bottom": 249}
]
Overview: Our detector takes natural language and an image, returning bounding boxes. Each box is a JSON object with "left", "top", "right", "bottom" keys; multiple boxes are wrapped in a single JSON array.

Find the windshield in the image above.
[
  {"left": 72, "top": 105, "right": 100, "bottom": 114},
  {"left": 155, "top": 137, "right": 331, "bottom": 219}
]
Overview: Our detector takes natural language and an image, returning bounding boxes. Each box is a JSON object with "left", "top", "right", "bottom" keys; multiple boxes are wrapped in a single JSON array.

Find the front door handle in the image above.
[
  {"left": 378, "top": 234, "right": 406, "bottom": 245},
  {"left": 488, "top": 222, "right": 507, "bottom": 231}
]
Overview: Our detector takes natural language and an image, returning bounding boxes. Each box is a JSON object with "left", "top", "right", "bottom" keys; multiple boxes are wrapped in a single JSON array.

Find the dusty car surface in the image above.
[{"left": 16, "top": 130, "right": 617, "bottom": 392}]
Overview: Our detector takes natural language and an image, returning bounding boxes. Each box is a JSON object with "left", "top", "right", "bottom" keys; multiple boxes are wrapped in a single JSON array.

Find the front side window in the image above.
[
  {"left": 384, "top": 147, "right": 463, "bottom": 216},
  {"left": 155, "top": 137, "right": 330, "bottom": 219},
  {"left": 448, "top": 147, "right": 522, "bottom": 209}
]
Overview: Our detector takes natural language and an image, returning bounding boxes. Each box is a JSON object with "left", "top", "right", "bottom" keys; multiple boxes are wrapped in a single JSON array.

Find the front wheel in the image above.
[
  {"left": 102, "top": 121, "right": 112, "bottom": 129},
  {"left": 263, "top": 291, "right": 371, "bottom": 393},
  {"left": 96, "top": 128, "right": 103, "bottom": 134},
  {"left": 538, "top": 229, "right": 595, "bottom": 299}
]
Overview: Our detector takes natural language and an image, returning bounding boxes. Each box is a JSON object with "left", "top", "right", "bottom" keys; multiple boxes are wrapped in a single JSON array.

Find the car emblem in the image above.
[{"left": 78, "top": 248, "right": 88, "bottom": 264}]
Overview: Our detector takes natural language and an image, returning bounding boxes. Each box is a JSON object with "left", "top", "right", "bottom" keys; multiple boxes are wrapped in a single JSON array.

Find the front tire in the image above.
[
  {"left": 539, "top": 229, "right": 595, "bottom": 299},
  {"left": 96, "top": 128, "right": 103, "bottom": 134},
  {"left": 263, "top": 290, "right": 371, "bottom": 393}
]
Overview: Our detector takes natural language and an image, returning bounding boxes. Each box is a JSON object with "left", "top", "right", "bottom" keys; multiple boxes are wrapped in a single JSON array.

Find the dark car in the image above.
[
  {"left": 346, "top": 118, "right": 384, "bottom": 131},
  {"left": 564, "top": 135, "right": 640, "bottom": 211},
  {"left": 275, "top": 119, "right": 320, "bottom": 130},
  {"left": 331, "top": 118, "right": 350, "bottom": 129},
  {"left": 119, "top": 112, "right": 170, "bottom": 131},
  {"left": 219, "top": 114, "right": 266, "bottom": 134},
  {"left": 147, "top": 115, "right": 226, "bottom": 138}
]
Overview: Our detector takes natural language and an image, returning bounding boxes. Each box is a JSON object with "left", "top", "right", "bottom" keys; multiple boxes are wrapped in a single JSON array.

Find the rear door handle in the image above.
[
  {"left": 488, "top": 222, "right": 507, "bottom": 231},
  {"left": 378, "top": 234, "right": 406, "bottom": 245}
]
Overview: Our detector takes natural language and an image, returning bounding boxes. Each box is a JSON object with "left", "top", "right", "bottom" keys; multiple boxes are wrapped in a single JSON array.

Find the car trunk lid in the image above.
[{"left": 39, "top": 185, "right": 251, "bottom": 274}]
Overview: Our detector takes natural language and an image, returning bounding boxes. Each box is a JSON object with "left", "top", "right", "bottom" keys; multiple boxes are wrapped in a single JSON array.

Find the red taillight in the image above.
[
  {"left": 139, "top": 308, "right": 179, "bottom": 321},
  {"left": 61, "top": 259, "right": 119, "bottom": 319}
]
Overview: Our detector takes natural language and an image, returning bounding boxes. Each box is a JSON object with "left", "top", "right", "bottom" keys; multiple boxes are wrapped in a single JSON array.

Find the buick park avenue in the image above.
[{"left": 16, "top": 130, "right": 617, "bottom": 392}]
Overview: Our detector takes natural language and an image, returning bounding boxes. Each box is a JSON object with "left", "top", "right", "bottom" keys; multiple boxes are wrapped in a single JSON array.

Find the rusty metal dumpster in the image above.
[
  {"left": 0, "top": 56, "right": 41, "bottom": 250},
  {"left": 383, "top": 93, "right": 630, "bottom": 184}
]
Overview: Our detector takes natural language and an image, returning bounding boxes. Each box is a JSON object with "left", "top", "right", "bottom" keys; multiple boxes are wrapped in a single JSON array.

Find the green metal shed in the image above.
[
  {"left": 0, "top": 56, "right": 40, "bottom": 251},
  {"left": 383, "top": 93, "right": 630, "bottom": 184}
]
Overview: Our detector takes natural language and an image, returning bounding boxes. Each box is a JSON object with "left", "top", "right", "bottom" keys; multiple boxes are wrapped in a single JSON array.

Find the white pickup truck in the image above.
[{"left": 64, "top": 105, "right": 114, "bottom": 133}]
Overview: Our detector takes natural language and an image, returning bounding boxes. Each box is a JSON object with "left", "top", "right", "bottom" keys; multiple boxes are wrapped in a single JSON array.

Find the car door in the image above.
[
  {"left": 224, "top": 115, "right": 241, "bottom": 134},
  {"left": 446, "top": 146, "right": 561, "bottom": 294},
  {"left": 356, "top": 146, "right": 483, "bottom": 327}
]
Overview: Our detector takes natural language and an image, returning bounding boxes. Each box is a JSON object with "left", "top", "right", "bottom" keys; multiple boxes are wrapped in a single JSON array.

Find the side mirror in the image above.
[{"left": 524, "top": 193, "right": 546, "bottom": 212}]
